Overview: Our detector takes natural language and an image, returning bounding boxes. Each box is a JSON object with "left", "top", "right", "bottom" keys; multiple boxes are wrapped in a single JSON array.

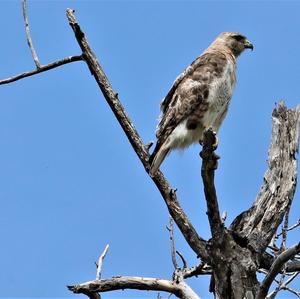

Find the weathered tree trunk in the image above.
[{"left": 208, "top": 231, "right": 259, "bottom": 298}]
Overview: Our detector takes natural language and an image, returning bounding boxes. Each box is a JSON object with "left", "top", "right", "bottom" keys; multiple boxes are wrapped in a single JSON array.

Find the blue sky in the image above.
[{"left": 0, "top": 1, "right": 300, "bottom": 298}]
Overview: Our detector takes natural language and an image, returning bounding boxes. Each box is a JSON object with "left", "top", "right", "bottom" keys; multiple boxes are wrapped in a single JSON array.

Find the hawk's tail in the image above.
[{"left": 149, "top": 142, "right": 170, "bottom": 176}]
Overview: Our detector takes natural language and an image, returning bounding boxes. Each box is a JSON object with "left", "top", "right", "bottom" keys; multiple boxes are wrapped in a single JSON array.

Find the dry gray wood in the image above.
[
  {"left": 67, "top": 276, "right": 201, "bottom": 299},
  {"left": 96, "top": 244, "right": 109, "bottom": 280},
  {"left": 231, "top": 102, "right": 300, "bottom": 255}
]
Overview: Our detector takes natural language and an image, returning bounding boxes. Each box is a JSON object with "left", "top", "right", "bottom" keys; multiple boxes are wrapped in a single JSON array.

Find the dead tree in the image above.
[{"left": 1, "top": 2, "right": 300, "bottom": 298}]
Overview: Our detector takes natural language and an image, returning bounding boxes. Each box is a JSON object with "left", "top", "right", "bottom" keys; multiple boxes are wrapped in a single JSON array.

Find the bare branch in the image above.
[
  {"left": 267, "top": 271, "right": 300, "bottom": 298},
  {"left": 267, "top": 271, "right": 286, "bottom": 299},
  {"left": 276, "top": 219, "right": 300, "bottom": 238},
  {"left": 96, "top": 244, "right": 109, "bottom": 280},
  {"left": 67, "top": 276, "right": 201, "bottom": 299},
  {"left": 284, "top": 271, "right": 300, "bottom": 286},
  {"left": 231, "top": 102, "right": 300, "bottom": 254},
  {"left": 65, "top": 8, "right": 208, "bottom": 262},
  {"left": 261, "top": 251, "right": 300, "bottom": 273},
  {"left": 283, "top": 287, "right": 300, "bottom": 298},
  {"left": 167, "top": 217, "right": 178, "bottom": 269},
  {"left": 0, "top": 55, "right": 83, "bottom": 85},
  {"left": 176, "top": 251, "right": 187, "bottom": 269},
  {"left": 146, "top": 141, "right": 154, "bottom": 151},
  {"left": 182, "top": 263, "right": 212, "bottom": 279},
  {"left": 200, "top": 129, "right": 223, "bottom": 238},
  {"left": 22, "top": 0, "right": 41, "bottom": 68},
  {"left": 257, "top": 242, "right": 300, "bottom": 299}
]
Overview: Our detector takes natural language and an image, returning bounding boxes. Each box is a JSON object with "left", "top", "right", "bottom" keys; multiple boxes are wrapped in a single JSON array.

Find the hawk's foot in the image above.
[
  {"left": 202, "top": 128, "right": 218, "bottom": 151},
  {"left": 212, "top": 133, "right": 218, "bottom": 151},
  {"left": 200, "top": 128, "right": 220, "bottom": 170}
]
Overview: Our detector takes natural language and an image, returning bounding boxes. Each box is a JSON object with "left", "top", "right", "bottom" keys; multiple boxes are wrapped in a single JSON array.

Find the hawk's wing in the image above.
[{"left": 156, "top": 52, "right": 228, "bottom": 145}]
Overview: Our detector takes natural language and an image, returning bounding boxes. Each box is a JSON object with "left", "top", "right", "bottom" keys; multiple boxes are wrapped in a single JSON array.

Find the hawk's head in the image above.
[{"left": 215, "top": 32, "right": 253, "bottom": 57}]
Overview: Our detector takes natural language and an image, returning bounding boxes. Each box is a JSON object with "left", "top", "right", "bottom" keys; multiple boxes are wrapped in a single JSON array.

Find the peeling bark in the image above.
[{"left": 231, "top": 102, "right": 300, "bottom": 256}]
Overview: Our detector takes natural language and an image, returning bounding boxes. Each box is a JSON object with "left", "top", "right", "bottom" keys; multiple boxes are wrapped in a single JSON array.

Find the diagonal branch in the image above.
[
  {"left": 231, "top": 102, "right": 300, "bottom": 254},
  {"left": 22, "top": 0, "right": 41, "bottom": 68},
  {"left": 67, "top": 276, "right": 201, "bottom": 299},
  {"left": 267, "top": 271, "right": 300, "bottom": 299},
  {"left": 256, "top": 242, "right": 300, "bottom": 299},
  {"left": 66, "top": 8, "right": 208, "bottom": 262},
  {"left": 0, "top": 55, "right": 83, "bottom": 85},
  {"left": 260, "top": 251, "right": 300, "bottom": 273}
]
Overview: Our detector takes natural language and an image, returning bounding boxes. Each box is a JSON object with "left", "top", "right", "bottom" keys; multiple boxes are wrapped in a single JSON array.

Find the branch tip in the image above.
[
  {"left": 146, "top": 141, "right": 154, "bottom": 151},
  {"left": 176, "top": 250, "right": 187, "bottom": 269},
  {"left": 22, "top": 0, "right": 41, "bottom": 68},
  {"left": 96, "top": 244, "right": 110, "bottom": 280}
]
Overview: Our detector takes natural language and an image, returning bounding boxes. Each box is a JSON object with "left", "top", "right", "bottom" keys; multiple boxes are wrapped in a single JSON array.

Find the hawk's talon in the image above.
[{"left": 212, "top": 133, "right": 218, "bottom": 151}]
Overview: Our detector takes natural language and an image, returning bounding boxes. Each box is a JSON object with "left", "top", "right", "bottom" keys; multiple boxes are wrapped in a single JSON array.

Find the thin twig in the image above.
[
  {"left": 167, "top": 216, "right": 178, "bottom": 269},
  {"left": 267, "top": 271, "right": 300, "bottom": 298},
  {"left": 276, "top": 219, "right": 300, "bottom": 238},
  {"left": 96, "top": 244, "right": 109, "bottom": 280},
  {"left": 176, "top": 251, "right": 187, "bottom": 269},
  {"left": 282, "top": 286, "right": 300, "bottom": 298},
  {"left": 268, "top": 271, "right": 286, "bottom": 299},
  {"left": 0, "top": 55, "right": 83, "bottom": 85},
  {"left": 284, "top": 271, "right": 300, "bottom": 287},
  {"left": 281, "top": 205, "right": 291, "bottom": 252},
  {"left": 22, "top": 0, "right": 41, "bottom": 68}
]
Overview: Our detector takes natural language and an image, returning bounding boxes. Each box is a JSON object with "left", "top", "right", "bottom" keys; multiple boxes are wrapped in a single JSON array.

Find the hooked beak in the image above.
[{"left": 244, "top": 39, "right": 254, "bottom": 51}]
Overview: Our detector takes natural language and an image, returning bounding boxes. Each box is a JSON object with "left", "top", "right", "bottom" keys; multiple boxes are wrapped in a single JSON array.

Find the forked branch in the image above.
[{"left": 0, "top": 0, "right": 84, "bottom": 86}]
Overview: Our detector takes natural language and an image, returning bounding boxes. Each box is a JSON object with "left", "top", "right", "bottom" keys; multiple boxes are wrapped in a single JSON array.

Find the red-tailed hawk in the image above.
[{"left": 149, "top": 32, "right": 253, "bottom": 175}]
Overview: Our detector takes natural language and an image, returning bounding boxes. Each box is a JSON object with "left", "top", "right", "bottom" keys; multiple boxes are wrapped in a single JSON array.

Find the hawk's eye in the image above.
[{"left": 233, "top": 35, "right": 244, "bottom": 42}]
